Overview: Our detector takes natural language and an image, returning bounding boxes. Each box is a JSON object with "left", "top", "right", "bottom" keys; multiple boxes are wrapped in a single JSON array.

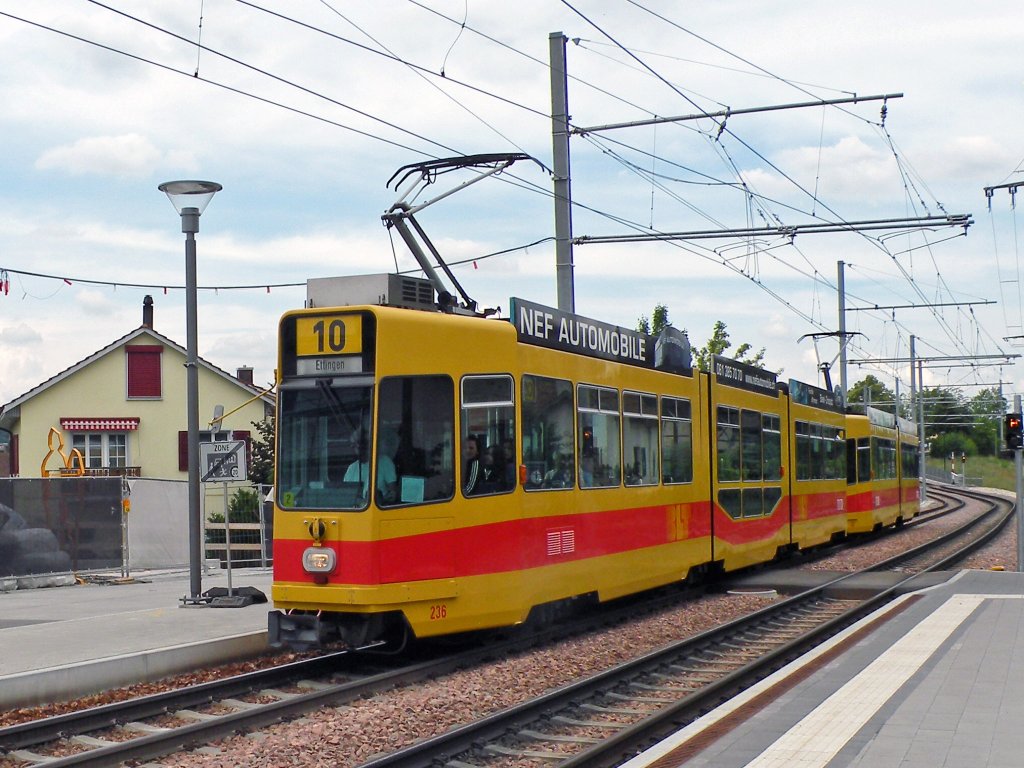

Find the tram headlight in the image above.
[{"left": 302, "top": 546, "right": 337, "bottom": 576}]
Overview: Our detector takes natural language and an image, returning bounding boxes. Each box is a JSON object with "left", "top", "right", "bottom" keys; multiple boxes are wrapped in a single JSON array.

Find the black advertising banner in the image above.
[
  {"left": 510, "top": 297, "right": 655, "bottom": 369},
  {"left": 789, "top": 378, "right": 843, "bottom": 413},
  {"left": 712, "top": 354, "right": 778, "bottom": 396}
]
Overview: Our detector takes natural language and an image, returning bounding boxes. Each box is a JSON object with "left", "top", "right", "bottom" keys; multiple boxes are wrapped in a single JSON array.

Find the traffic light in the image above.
[{"left": 1005, "top": 413, "right": 1024, "bottom": 450}]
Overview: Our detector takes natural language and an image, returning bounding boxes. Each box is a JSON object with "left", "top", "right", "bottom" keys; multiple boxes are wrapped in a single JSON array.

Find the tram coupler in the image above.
[{"left": 268, "top": 609, "right": 328, "bottom": 650}]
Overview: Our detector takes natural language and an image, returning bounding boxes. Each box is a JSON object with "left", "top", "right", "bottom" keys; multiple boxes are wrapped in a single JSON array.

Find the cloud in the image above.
[
  {"left": 74, "top": 288, "right": 120, "bottom": 317},
  {"left": 35, "top": 134, "right": 196, "bottom": 179},
  {"left": 930, "top": 135, "right": 1020, "bottom": 182},
  {"left": 0, "top": 323, "right": 43, "bottom": 346},
  {"left": 741, "top": 136, "right": 900, "bottom": 204}
]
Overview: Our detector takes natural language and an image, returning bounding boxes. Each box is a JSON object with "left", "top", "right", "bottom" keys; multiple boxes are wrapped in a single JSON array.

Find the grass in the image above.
[{"left": 927, "top": 455, "right": 1018, "bottom": 492}]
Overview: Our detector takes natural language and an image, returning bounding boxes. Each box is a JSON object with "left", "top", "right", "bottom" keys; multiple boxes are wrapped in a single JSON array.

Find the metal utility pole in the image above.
[
  {"left": 1017, "top": 394, "right": 1023, "bottom": 572},
  {"left": 921, "top": 354, "right": 929, "bottom": 501},
  {"left": 549, "top": 31, "right": 575, "bottom": 312},
  {"left": 838, "top": 261, "right": 848, "bottom": 403}
]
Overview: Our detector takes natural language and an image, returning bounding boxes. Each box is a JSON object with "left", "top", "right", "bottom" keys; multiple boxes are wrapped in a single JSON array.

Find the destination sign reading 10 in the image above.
[{"left": 293, "top": 313, "right": 364, "bottom": 376}]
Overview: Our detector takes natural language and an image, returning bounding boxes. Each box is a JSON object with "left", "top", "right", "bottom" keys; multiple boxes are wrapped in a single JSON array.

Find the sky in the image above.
[{"left": 1, "top": 1, "right": 1023, "bottom": 411}]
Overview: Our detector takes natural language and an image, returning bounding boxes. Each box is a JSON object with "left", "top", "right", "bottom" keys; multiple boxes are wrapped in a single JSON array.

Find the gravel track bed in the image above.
[
  {"left": 158, "top": 591, "right": 778, "bottom": 768},
  {"left": 4, "top": 487, "right": 1016, "bottom": 768},
  {"left": 800, "top": 498, "right": 992, "bottom": 571}
]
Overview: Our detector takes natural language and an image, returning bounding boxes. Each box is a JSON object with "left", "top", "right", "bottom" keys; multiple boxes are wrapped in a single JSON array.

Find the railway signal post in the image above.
[{"left": 1010, "top": 400, "right": 1024, "bottom": 571}]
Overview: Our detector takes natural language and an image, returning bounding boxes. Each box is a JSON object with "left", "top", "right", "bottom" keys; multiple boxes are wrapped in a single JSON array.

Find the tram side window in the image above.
[
  {"left": 901, "top": 442, "right": 919, "bottom": 477},
  {"left": 798, "top": 421, "right": 844, "bottom": 481},
  {"left": 661, "top": 397, "right": 693, "bottom": 484},
  {"left": 717, "top": 406, "right": 741, "bottom": 482},
  {"left": 578, "top": 384, "right": 621, "bottom": 488},
  {"left": 795, "top": 421, "right": 811, "bottom": 480},
  {"left": 741, "top": 409, "right": 763, "bottom": 481},
  {"left": 623, "top": 391, "right": 659, "bottom": 486},
  {"left": 377, "top": 375, "right": 455, "bottom": 507},
  {"left": 763, "top": 414, "right": 781, "bottom": 481},
  {"left": 522, "top": 375, "right": 574, "bottom": 491},
  {"left": 857, "top": 438, "right": 871, "bottom": 483},
  {"left": 812, "top": 423, "right": 827, "bottom": 479},
  {"left": 873, "top": 438, "right": 897, "bottom": 480},
  {"left": 461, "top": 375, "right": 515, "bottom": 497},
  {"left": 828, "top": 428, "right": 846, "bottom": 480}
]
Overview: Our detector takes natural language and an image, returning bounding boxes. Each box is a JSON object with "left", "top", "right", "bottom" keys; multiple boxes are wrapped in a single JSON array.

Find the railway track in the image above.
[
  {"left": 356, "top": 485, "right": 1012, "bottom": 768},
  {"left": 0, "top": 485, "right": 1006, "bottom": 768}
]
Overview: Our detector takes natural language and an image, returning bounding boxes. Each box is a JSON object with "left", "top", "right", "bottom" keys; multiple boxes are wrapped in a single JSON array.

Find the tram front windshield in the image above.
[{"left": 277, "top": 380, "right": 373, "bottom": 510}]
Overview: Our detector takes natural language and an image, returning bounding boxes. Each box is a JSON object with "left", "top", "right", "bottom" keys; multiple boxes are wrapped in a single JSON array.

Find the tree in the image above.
[
  {"left": 920, "top": 386, "right": 966, "bottom": 435},
  {"left": 968, "top": 387, "right": 1007, "bottom": 456},
  {"left": 636, "top": 303, "right": 671, "bottom": 336},
  {"left": 638, "top": 306, "right": 769, "bottom": 373},
  {"left": 847, "top": 375, "right": 896, "bottom": 412},
  {"left": 691, "top": 320, "right": 767, "bottom": 373},
  {"left": 249, "top": 417, "right": 275, "bottom": 487}
]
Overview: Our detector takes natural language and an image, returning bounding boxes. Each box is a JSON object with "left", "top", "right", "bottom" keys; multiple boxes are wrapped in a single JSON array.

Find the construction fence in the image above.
[{"left": 0, "top": 477, "right": 273, "bottom": 579}]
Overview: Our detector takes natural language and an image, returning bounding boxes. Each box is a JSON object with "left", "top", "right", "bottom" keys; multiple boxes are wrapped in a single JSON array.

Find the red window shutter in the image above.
[
  {"left": 232, "top": 430, "right": 252, "bottom": 472},
  {"left": 127, "top": 345, "right": 163, "bottom": 398},
  {"left": 178, "top": 431, "right": 188, "bottom": 472},
  {"left": 10, "top": 434, "right": 18, "bottom": 477}
]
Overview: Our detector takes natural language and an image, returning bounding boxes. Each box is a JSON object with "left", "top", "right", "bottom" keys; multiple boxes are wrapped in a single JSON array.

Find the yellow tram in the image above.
[
  {"left": 267, "top": 281, "right": 908, "bottom": 648},
  {"left": 845, "top": 406, "right": 920, "bottom": 532}
]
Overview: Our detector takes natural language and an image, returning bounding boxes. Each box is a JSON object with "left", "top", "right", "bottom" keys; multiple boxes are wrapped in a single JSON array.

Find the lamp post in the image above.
[{"left": 158, "top": 180, "right": 222, "bottom": 604}]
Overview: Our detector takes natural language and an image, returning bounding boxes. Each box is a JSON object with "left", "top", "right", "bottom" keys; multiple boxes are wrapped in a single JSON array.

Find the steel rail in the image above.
[{"left": 356, "top": 486, "right": 1010, "bottom": 768}]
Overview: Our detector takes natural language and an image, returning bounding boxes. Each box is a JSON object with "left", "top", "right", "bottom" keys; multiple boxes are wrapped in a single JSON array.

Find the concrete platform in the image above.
[
  {"left": 725, "top": 567, "right": 956, "bottom": 600},
  {"left": 0, "top": 567, "right": 272, "bottom": 709},
  {"left": 623, "top": 569, "right": 1024, "bottom": 768}
]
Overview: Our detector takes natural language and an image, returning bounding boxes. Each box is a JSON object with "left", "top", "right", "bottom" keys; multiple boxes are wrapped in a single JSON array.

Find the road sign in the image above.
[{"left": 199, "top": 440, "right": 248, "bottom": 483}]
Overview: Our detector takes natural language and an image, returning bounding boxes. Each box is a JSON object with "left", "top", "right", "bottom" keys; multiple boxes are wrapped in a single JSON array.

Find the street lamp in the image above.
[{"left": 159, "top": 180, "right": 222, "bottom": 604}]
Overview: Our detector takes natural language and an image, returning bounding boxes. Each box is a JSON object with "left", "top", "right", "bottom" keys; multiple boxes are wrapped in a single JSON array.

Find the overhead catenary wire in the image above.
[{"left": 0, "top": 2, "right": 1010, "bottom": 394}]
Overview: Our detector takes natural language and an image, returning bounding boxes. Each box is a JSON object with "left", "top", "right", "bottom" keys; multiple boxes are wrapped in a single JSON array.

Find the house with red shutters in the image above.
[{"left": 0, "top": 296, "right": 273, "bottom": 479}]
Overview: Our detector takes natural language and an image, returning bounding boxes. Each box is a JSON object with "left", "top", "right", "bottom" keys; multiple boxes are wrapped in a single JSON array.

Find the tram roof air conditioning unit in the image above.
[{"left": 306, "top": 274, "right": 436, "bottom": 311}]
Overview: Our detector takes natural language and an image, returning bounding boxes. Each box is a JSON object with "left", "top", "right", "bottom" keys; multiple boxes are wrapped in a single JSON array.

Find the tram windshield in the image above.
[{"left": 277, "top": 380, "right": 373, "bottom": 510}]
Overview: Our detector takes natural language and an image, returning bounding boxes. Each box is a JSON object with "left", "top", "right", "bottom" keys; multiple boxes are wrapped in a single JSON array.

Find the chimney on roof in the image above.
[
  {"left": 142, "top": 295, "right": 154, "bottom": 329},
  {"left": 236, "top": 366, "right": 254, "bottom": 386}
]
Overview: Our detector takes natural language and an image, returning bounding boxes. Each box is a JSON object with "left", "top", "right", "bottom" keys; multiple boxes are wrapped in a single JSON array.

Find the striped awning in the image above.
[{"left": 60, "top": 417, "right": 140, "bottom": 432}]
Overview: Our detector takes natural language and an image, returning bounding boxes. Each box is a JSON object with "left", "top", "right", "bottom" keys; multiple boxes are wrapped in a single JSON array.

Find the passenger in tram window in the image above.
[
  {"left": 480, "top": 445, "right": 503, "bottom": 491},
  {"left": 502, "top": 438, "right": 517, "bottom": 488},
  {"left": 580, "top": 446, "right": 596, "bottom": 487},
  {"left": 543, "top": 451, "right": 574, "bottom": 488},
  {"left": 424, "top": 446, "right": 452, "bottom": 500},
  {"left": 344, "top": 428, "right": 398, "bottom": 504},
  {"left": 625, "top": 461, "right": 643, "bottom": 486},
  {"left": 462, "top": 434, "right": 482, "bottom": 495}
]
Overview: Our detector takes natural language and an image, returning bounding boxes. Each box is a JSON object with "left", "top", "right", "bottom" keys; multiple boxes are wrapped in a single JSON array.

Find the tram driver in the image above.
[{"left": 344, "top": 427, "right": 398, "bottom": 504}]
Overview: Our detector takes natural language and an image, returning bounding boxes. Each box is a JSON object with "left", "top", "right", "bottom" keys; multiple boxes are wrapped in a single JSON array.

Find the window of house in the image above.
[
  {"left": 71, "top": 433, "right": 129, "bottom": 469},
  {"left": 126, "top": 345, "right": 163, "bottom": 398},
  {"left": 178, "top": 429, "right": 236, "bottom": 472}
]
